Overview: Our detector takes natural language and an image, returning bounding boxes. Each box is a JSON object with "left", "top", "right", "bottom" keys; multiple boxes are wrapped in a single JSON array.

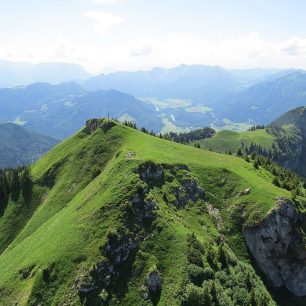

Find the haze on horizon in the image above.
[{"left": 1, "top": 0, "right": 306, "bottom": 74}]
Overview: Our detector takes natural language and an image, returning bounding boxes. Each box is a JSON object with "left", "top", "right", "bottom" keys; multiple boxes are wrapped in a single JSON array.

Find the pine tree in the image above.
[
  {"left": 253, "top": 160, "right": 259, "bottom": 170},
  {"left": 218, "top": 244, "right": 228, "bottom": 269},
  {"left": 21, "top": 167, "right": 32, "bottom": 203},
  {"left": 236, "top": 148, "right": 243, "bottom": 156},
  {"left": 250, "top": 288, "right": 257, "bottom": 306},
  {"left": 10, "top": 169, "right": 20, "bottom": 201},
  {"left": 203, "top": 285, "right": 212, "bottom": 306}
]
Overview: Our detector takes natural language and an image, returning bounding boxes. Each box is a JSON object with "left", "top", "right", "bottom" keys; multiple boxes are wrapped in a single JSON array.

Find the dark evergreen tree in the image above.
[{"left": 236, "top": 148, "right": 243, "bottom": 157}]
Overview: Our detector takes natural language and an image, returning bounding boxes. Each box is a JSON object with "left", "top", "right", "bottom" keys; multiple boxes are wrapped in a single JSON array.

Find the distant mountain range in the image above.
[
  {"left": 83, "top": 65, "right": 306, "bottom": 131},
  {"left": 0, "top": 60, "right": 90, "bottom": 88},
  {"left": 83, "top": 65, "right": 306, "bottom": 129},
  {"left": 0, "top": 123, "right": 58, "bottom": 168},
  {"left": 84, "top": 64, "right": 244, "bottom": 104},
  {"left": 217, "top": 71, "right": 306, "bottom": 124},
  {"left": 0, "top": 82, "right": 163, "bottom": 139},
  {"left": 0, "top": 63, "right": 306, "bottom": 137}
]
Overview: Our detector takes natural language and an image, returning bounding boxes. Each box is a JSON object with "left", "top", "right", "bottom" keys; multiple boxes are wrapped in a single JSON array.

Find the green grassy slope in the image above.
[
  {"left": 0, "top": 119, "right": 301, "bottom": 306},
  {"left": 200, "top": 107, "right": 306, "bottom": 179},
  {"left": 199, "top": 129, "right": 276, "bottom": 153}
]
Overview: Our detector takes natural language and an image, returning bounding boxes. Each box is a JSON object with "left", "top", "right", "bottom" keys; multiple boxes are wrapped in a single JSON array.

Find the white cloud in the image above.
[
  {"left": 130, "top": 44, "right": 153, "bottom": 57},
  {"left": 2, "top": 32, "right": 306, "bottom": 74},
  {"left": 279, "top": 37, "right": 306, "bottom": 56},
  {"left": 101, "top": 33, "right": 306, "bottom": 73},
  {"left": 84, "top": 11, "right": 123, "bottom": 35}
]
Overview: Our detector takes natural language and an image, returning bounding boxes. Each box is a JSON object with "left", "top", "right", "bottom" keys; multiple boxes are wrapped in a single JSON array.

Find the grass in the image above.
[
  {"left": 199, "top": 129, "right": 276, "bottom": 153},
  {"left": 0, "top": 120, "right": 297, "bottom": 305}
]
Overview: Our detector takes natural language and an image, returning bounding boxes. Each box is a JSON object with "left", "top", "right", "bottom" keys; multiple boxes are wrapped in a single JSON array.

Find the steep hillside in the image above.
[
  {"left": 202, "top": 107, "right": 306, "bottom": 178},
  {"left": 0, "top": 119, "right": 305, "bottom": 306},
  {"left": 0, "top": 123, "right": 58, "bottom": 168},
  {"left": 269, "top": 106, "right": 306, "bottom": 177}
]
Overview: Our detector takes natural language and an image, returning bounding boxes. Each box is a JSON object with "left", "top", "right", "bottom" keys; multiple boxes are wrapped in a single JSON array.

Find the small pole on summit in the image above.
[{"left": 108, "top": 113, "right": 109, "bottom": 121}]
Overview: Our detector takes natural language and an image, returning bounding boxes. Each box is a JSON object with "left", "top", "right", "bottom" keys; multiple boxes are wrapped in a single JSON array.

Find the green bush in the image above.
[
  {"left": 182, "top": 284, "right": 204, "bottom": 306},
  {"left": 187, "top": 233, "right": 204, "bottom": 253},
  {"left": 187, "top": 264, "right": 205, "bottom": 286},
  {"left": 203, "top": 267, "right": 214, "bottom": 280},
  {"left": 187, "top": 248, "right": 203, "bottom": 267}
]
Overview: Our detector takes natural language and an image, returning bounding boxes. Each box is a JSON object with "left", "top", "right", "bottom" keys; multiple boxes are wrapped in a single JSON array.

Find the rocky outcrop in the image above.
[
  {"left": 84, "top": 118, "right": 115, "bottom": 134},
  {"left": 136, "top": 162, "right": 204, "bottom": 209},
  {"left": 145, "top": 270, "right": 162, "bottom": 304},
  {"left": 170, "top": 175, "right": 205, "bottom": 209},
  {"left": 206, "top": 203, "right": 222, "bottom": 230},
  {"left": 146, "top": 271, "right": 161, "bottom": 295},
  {"left": 77, "top": 162, "right": 205, "bottom": 303},
  {"left": 136, "top": 161, "right": 164, "bottom": 182},
  {"left": 78, "top": 163, "right": 160, "bottom": 302},
  {"left": 243, "top": 197, "right": 306, "bottom": 296}
]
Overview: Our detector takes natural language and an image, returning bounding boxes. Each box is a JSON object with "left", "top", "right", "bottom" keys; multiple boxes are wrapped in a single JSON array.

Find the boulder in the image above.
[
  {"left": 146, "top": 271, "right": 162, "bottom": 300},
  {"left": 238, "top": 188, "right": 251, "bottom": 196}
]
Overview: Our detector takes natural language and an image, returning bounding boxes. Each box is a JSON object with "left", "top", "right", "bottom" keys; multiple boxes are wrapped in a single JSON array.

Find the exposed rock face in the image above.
[
  {"left": 206, "top": 203, "right": 222, "bottom": 230},
  {"left": 136, "top": 162, "right": 204, "bottom": 209},
  {"left": 171, "top": 176, "right": 205, "bottom": 209},
  {"left": 147, "top": 271, "right": 161, "bottom": 294},
  {"left": 78, "top": 162, "right": 160, "bottom": 302},
  {"left": 146, "top": 271, "right": 162, "bottom": 303},
  {"left": 78, "top": 162, "right": 205, "bottom": 302},
  {"left": 243, "top": 197, "right": 306, "bottom": 296},
  {"left": 84, "top": 118, "right": 115, "bottom": 134},
  {"left": 136, "top": 161, "right": 164, "bottom": 181}
]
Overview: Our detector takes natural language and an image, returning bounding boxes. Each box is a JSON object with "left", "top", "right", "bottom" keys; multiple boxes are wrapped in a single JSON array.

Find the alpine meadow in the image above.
[{"left": 0, "top": 1, "right": 306, "bottom": 306}]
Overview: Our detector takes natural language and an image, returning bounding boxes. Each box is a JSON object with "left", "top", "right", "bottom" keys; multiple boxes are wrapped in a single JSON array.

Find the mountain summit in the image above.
[{"left": 0, "top": 119, "right": 305, "bottom": 305}]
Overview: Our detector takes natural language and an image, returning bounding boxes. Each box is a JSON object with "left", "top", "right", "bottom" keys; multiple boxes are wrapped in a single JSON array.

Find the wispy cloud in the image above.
[
  {"left": 84, "top": 11, "right": 123, "bottom": 35},
  {"left": 130, "top": 44, "right": 153, "bottom": 57},
  {"left": 280, "top": 37, "right": 306, "bottom": 56},
  {"left": 2, "top": 33, "right": 306, "bottom": 74}
]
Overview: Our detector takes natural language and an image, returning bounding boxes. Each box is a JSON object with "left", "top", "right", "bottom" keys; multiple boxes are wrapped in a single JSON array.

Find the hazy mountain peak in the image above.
[{"left": 0, "top": 60, "right": 91, "bottom": 88}]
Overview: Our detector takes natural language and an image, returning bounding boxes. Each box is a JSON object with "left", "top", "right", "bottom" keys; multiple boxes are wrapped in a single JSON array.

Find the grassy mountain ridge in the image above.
[
  {"left": 199, "top": 129, "right": 276, "bottom": 154},
  {"left": 0, "top": 119, "right": 304, "bottom": 305},
  {"left": 201, "top": 106, "right": 306, "bottom": 178}
]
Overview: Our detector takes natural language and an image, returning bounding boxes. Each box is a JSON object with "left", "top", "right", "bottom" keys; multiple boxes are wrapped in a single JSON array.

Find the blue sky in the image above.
[{"left": 1, "top": 0, "right": 306, "bottom": 73}]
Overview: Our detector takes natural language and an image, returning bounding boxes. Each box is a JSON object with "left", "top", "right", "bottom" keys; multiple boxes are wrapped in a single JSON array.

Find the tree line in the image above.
[
  {"left": 232, "top": 148, "right": 305, "bottom": 199},
  {"left": 247, "top": 125, "right": 265, "bottom": 131},
  {"left": 0, "top": 166, "right": 32, "bottom": 216},
  {"left": 123, "top": 120, "right": 214, "bottom": 145}
]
